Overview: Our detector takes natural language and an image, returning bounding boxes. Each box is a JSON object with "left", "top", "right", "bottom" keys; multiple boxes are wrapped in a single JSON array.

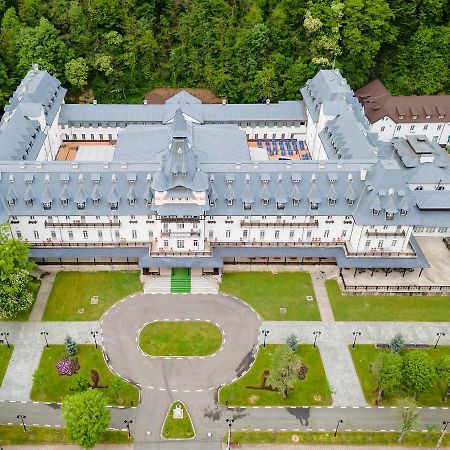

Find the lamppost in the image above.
[
  {"left": 434, "top": 332, "right": 445, "bottom": 350},
  {"left": 352, "top": 331, "right": 361, "bottom": 349},
  {"left": 91, "top": 331, "right": 99, "bottom": 350},
  {"left": 333, "top": 419, "right": 343, "bottom": 438},
  {"left": 436, "top": 421, "right": 449, "bottom": 448},
  {"left": 17, "top": 415, "right": 27, "bottom": 432},
  {"left": 41, "top": 331, "right": 49, "bottom": 349},
  {"left": 313, "top": 331, "right": 321, "bottom": 349},
  {"left": 0, "top": 332, "right": 10, "bottom": 349},
  {"left": 124, "top": 420, "right": 133, "bottom": 439},
  {"left": 262, "top": 330, "right": 269, "bottom": 348},
  {"left": 226, "top": 418, "right": 235, "bottom": 450}
]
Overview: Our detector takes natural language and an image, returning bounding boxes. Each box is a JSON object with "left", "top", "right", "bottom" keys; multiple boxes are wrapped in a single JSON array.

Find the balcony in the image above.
[
  {"left": 365, "top": 230, "right": 406, "bottom": 237},
  {"left": 31, "top": 241, "right": 148, "bottom": 248},
  {"left": 160, "top": 230, "right": 201, "bottom": 237},
  {"left": 240, "top": 220, "right": 319, "bottom": 228},
  {"left": 44, "top": 221, "right": 121, "bottom": 227}
]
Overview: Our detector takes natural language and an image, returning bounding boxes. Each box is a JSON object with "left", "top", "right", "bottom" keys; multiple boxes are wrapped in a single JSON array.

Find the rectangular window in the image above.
[
  {"left": 243, "top": 230, "right": 248, "bottom": 238},
  {"left": 16, "top": 230, "right": 22, "bottom": 239},
  {"left": 365, "top": 240, "right": 371, "bottom": 247},
  {"left": 68, "top": 230, "right": 74, "bottom": 240},
  {"left": 83, "top": 230, "right": 88, "bottom": 239},
  {"left": 324, "top": 230, "right": 330, "bottom": 238},
  {"left": 274, "top": 230, "right": 280, "bottom": 239},
  {"left": 98, "top": 230, "right": 103, "bottom": 240},
  {"left": 380, "top": 126, "right": 385, "bottom": 132},
  {"left": 33, "top": 230, "right": 39, "bottom": 239},
  {"left": 132, "top": 230, "right": 137, "bottom": 239},
  {"left": 306, "top": 230, "right": 312, "bottom": 238},
  {"left": 114, "top": 230, "right": 120, "bottom": 239},
  {"left": 209, "top": 230, "right": 214, "bottom": 239},
  {"left": 177, "top": 239, "right": 184, "bottom": 248},
  {"left": 410, "top": 125, "right": 415, "bottom": 131},
  {"left": 51, "top": 231, "right": 57, "bottom": 239},
  {"left": 341, "top": 230, "right": 347, "bottom": 237},
  {"left": 396, "top": 125, "right": 401, "bottom": 131},
  {"left": 260, "top": 230, "right": 265, "bottom": 239},
  {"left": 289, "top": 230, "right": 295, "bottom": 238},
  {"left": 193, "top": 240, "right": 198, "bottom": 247},
  {"left": 226, "top": 230, "right": 231, "bottom": 238},
  {"left": 391, "top": 240, "right": 397, "bottom": 246},
  {"left": 423, "top": 124, "right": 428, "bottom": 130},
  {"left": 163, "top": 240, "right": 168, "bottom": 248},
  {"left": 378, "top": 240, "right": 384, "bottom": 248}
]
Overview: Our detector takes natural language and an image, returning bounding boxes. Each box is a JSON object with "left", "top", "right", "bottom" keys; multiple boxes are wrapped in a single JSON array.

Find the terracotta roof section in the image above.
[{"left": 356, "top": 80, "right": 450, "bottom": 124}]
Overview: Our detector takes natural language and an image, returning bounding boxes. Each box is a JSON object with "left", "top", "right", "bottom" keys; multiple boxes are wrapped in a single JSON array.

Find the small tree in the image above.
[
  {"left": 402, "top": 350, "right": 435, "bottom": 399},
  {"left": 267, "top": 345, "right": 303, "bottom": 400},
  {"left": 109, "top": 375, "right": 123, "bottom": 402},
  {"left": 370, "top": 352, "right": 403, "bottom": 404},
  {"left": 64, "top": 335, "right": 78, "bottom": 356},
  {"left": 286, "top": 334, "right": 298, "bottom": 353},
  {"left": 396, "top": 398, "right": 419, "bottom": 443},
  {"left": 390, "top": 334, "right": 405, "bottom": 354},
  {"left": 62, "top": 389, "right": 110, "bottom": 449},
  {"left": 32, "top": 370, "right": 46, "bottom": 388},
  {"left": 436, "top": 355, "right": 450, "bottom": 403},
  {"left": 72, "top": 374, "right": 89, "bottom": 393}
]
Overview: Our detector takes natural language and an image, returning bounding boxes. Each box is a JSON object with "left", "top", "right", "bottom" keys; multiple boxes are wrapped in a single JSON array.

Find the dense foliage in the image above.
[{"left": 0, "top": 0, "right": 449, "bottom": 106}]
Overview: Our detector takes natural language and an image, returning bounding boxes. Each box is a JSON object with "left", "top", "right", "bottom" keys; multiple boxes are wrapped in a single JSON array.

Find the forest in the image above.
[{"left": 0, "top": 0, "right": 449, "bottom": 106}]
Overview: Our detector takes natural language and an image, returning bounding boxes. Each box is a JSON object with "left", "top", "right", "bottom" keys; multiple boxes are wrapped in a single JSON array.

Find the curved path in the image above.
[{"left": 100, "top": 293, "right": 261, "bottom": 391}]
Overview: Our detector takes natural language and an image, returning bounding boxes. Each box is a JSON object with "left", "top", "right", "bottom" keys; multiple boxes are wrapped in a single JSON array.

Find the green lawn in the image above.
[
  {"left": 226, "top": 431, "right": 450, "bottom": 446},
  {"left": 139, "top": 321, "right": 222, "bottom": 356},
  {"left": 351, "top": 345, "right": 450, "bottom": 406},
  {"left": 219, "top": 344, "right": 331, "bottom": 406},
  {"left": 0, "top": 277, "right": 41, "bottom": 322},
  {"left": 327, "top": 280, "right": 450, "bottom": 321},
  {"left": 161, "top": 401, "right": 195, "bottom": 440},
  {"left": 42, "top": 271, "right": 142, "bottom": 321},
  {"left": 30, "top": 344, "right": 139, "bottom": 406},
  {"left": 0, "top": 425, "right": 132, "bottom": 445},
  {"left": 0, "top": 345, "right": 13, "bottom": 386},
  {"left": 220, "top": 272, "right": 321, "bottom": 321}
]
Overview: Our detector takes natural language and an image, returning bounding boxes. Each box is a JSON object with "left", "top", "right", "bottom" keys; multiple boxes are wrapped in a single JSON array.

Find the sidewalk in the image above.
[
  {"left": 227, "top": 446, "right": 450, "bottom": 449},
  {"left": 4, "top": 446, "right": 133, "bottom": 450},
  {"left": 29, "top": 272, "right": 56, "bottom": 321},
  {"left": 310, "top": 270, "right": 335, "bottom": 322}
]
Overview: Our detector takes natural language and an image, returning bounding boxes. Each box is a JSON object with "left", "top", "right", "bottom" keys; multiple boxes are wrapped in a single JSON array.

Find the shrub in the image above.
[
  {"left": 56, "top": 357, "right": 80, "bottom": 376},
  {"left": 33, "top": 370, "right": 46, "bottom": 388},
  {"left": 390, "top": 334, "right": 405, "bottom": 353},
  {"left": 64, "top": 335, "right": 78, "bottom": 356},
  {"left": 72, "top": 374, "right": 89, "bottom": 393},
  {"left": 286, "top": 334, "right": 298, "bottom": 353}
]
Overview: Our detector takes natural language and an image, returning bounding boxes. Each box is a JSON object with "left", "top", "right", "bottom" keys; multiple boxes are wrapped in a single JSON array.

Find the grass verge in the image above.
[
  {"left": 139, "top": 321, "right": 222, "bottom": 356},
  {"left": 327, "top": 280, "right": 450, "bottom": 321},
  {"left": 0, "top": 345, "right": 14, "bottom": 386},
  {"left": 225, "top": 431, "right": 450, "bottom": 446},
  {"left": 0, "top": 425, "right": 132, "bottom": 445},
  {"left": 30, "top": 344, "right": 139, "bottom": 406},
  {"left": 351, "top": 344, "right": 450, "bottom": 406},
  {"left": 42, "top": 271, "right": 142, "bottom": 321},
  {"left": 161, "top": 401, "right": 195, "bottom": 440},
  {"left": 220, "top": 272, "right": 321, "bottom": 321},
  {"left": 219, "top": 344, "right": 331, "bottom": 406}
]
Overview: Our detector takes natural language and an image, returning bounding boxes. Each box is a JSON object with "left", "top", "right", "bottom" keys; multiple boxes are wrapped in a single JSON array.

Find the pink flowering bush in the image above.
[{"left": 56, "top": 357, "right": 80, "bottom": 376}]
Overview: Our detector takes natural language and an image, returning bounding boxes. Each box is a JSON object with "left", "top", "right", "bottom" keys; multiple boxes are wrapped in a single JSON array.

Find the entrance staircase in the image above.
[
  {"left": 141, "top": 272, "right": 219, "bottom": 294},
  {"left": 142, "top": 275, "right": 171, "bottom": 294},
  {"left": 191, "top": 276, "right": 219, "bottom": 294},
  {"left": 171, "top": 268, "right": 191, "bottom": 293}
]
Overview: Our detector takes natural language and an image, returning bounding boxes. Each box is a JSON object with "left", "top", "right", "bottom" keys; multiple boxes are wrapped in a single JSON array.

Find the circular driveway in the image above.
[{"left": 100, "top": 293, "right": 261, "bottom": 391}]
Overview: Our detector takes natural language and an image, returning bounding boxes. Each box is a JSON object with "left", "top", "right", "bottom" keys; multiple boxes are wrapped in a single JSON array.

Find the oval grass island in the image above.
[{"left": 138, "top": 320, "right": 222, "bottom": 357}]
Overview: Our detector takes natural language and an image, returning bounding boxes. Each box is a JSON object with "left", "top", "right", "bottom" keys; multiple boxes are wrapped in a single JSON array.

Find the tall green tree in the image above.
[
  {"left": 396, "top": 397, "right": 419, "bottom": 443},
  {"left": 436, "top": 355, "right": 450, "bottom": 403},
  {"left": 370, "top": 352, "right": 403, "bottom": 404},
  {"left": 62, "top": 389, "right": 110, "bottom": 449},
  {"left": 0, "top": 224, "right": 35, "bottom": 319},
  {"left": 402, "top": 350, "right": 435, "bottom": 399}
]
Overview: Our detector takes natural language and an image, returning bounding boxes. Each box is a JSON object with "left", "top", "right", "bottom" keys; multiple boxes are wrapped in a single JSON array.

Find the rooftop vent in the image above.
[{"left": 143, "top": 99, "right": 148, "bottom": 105}]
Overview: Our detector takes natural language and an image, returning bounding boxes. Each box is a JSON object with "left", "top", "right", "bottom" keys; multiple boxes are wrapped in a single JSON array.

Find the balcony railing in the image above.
[
  {"left": 365, "top": 230, "right": 406, "bottom": 237},
  {"left": 31, "top": 241, "right": 148, "bottom": 248},
  {"left": 160, "top": 230, "right": 201, "bottom": 237},
  {"left": 240, "top": 220, "right": 319, "bottom": 228},
  {"left": 44, "top": 221, "right": 121, "bottom": 227}
]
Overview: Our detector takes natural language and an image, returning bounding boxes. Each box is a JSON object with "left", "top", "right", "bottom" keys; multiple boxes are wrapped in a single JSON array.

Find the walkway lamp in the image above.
[
  {"left": 262, "top": 330, "right": 269, "bottom": 348},
  {"left": 226, "top": 418, "right": 235, "bottom": 450},
  {"left": 91, "top": 331, "right": 99, "bottom": 350},
  {"left": 313, "top": 331, "right": 321, "bottom": 349},
  {"left": 124, "top": 420, "right": 133, "bottom": 439},
  {"left": 333, "top": 419, "right": 343, "bottom": 438},
  {"left": 352, "top": 331, "right": 361, "bottom": 349},
  {"left": 0, "top": 332, "right": 10, "bottom": 349},
  {"left": 17, "top": 415, "right": 27, "bottom": 432},
  {"left": 437, "top": 421, "right": 449, "bottom": 448},
  {"left": 41, "top": 331, "right": 49, "bottom": 349},
  {"left": 434, "top": 332, "right": 445, "bottom": 350}
]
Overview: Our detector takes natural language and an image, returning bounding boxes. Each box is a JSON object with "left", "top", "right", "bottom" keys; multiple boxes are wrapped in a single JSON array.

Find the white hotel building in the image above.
[{"left": 0, "top": 66, "right": 448, "bottom": 278}]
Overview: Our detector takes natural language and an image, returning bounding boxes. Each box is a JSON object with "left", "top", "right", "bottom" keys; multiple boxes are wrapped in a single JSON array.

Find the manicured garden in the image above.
[
  {"left": 0, "top": 345, "right": 13, "bottom": 386},
  {"left": 219, "top": 344, "right": 331, "bottom": 406},
  {"left": 139, "top": 321, "right": 222, "bottom": 356},
  {"left": 42, "top": 271, "right": 142, "bottom": 321},
  {"left": 30, "top": 344, "right": 139, "bottom": 406},
  {"left": 0, "top": 277, "right": 41, "bottom": 322},
  {"left": 327, "top": 280, "right": 450, "bottom": 322},
  {"left": 0, "top": 425, "right": 132, "bottom": 445},
  {"left": 225, "top": 431, "right": 450, "bottom": 446},
  {"left": 161, "top": 401, "right": 195, "bottom": 440},
  {"left": 220, "top": 272, "right": 321, "bottom": 321},
  {"left": 351, "top": 344, "right": 450, "bottom": 406}
]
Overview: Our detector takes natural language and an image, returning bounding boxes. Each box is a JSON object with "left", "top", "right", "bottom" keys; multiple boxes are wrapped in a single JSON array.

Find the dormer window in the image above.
[
  {"left": 293, "top": 199, "right": 300, "bottom": 206},
  {"left": 347, "top": 199, "right": 354, "bottom": 206},
  {"left": 145, "top": 199, "right": 152, "bottom": 207},
  {"left": 310, "top": 202, "right": 319, "bottom": 210},
  {"left": 128, "top": 199, "right": 136, "bottom": 206},
  {"left": 61, "top": 199, "right": 69, "bottom": 206},
  {"left": 77, "top": 202, "right": 85, "bottom": 210},
  {"left": 329, "top": 199, "right": 336, "bottom": 206},
  {"left": 209, "top": 199, "right": 216, "bottom": 207},
  {"left": 26, "top": 199, "right": 33, "bottom": 207},
  {"left": 399, "top": 115, "right": 404, "bottom": 120},
  {"left": 400, "top": 209, "right": 407, "bottom": 216},
  {"left": 110, "top": 202, "right": 119, "bottom": 210},
  {"left": 412, "top": 115, "right": 417, "bottom": 120},
  {"left": 43, "top": 202, "right": 52, "bottom": 210},
  {"left": 414, "top": 186, "right": 423, "bottom": 190},
  {"left": 227, "top": 199, "right": 233, "bottom": 206},
  {"left": 93, "top": 199, "right": 100, "bottom": 206},
  {"left": 386, "top": 212, "right": 394, "bottom": 220},
  {"left": 8, "top": 199, "right": 15, "bottom": 207},
  {"left": 263, "top": 199, "right": 269, "bottom": 206},
  {"left": 372, "top": 209, "right": 380, "bottom": 216},
  {"left": 243, "top": 202, "right": 252, "bottom": 210},
  {"left": 276, "top": 202, "right": 285, "bottom": 210}
]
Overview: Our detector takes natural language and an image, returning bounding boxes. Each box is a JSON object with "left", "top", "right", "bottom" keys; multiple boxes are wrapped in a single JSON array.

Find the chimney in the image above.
[
  {"left": 222, "top": 99, "right": 227, "bottom": 105},
  {"left": 93, "top": 99, "right": 97, "bottom": 105},
  {"left": 266, "top": 99, "right": 270, "bottom": 105},
  {"left": 143, "top": 99, "right": 148, "bottom": 105},
  {"left": 360, "top": 167, "right": 367, "bottom": 181}
]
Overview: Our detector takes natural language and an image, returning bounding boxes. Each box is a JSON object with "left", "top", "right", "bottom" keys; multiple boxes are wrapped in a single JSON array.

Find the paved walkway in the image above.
[
  {"left": 227, "top": 446, "right": 450, "bottom": 449},
  {"left": 0, "top": 321, "right": 98, "bottom": 401},
  {"left": 310, "top": 270, "right": 335, "bottom": 322},
  {"left": 29, "top": 272, "right": 56, "bottom": 321},
  {"left": 4, "top": 446, "right": 133, "bottom": 450}
]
